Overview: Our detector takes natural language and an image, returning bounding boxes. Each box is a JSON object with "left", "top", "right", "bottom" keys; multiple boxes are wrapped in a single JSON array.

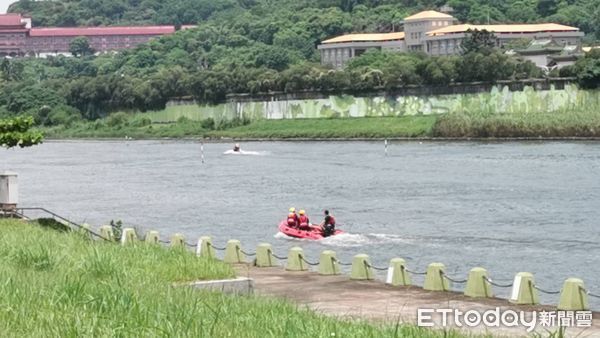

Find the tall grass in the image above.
[
  {"left": 0, "top": 220, "right": 474, "bottom": 337},
  {"left": 433, "top": 109, "right": 600, "bottom": 138}
]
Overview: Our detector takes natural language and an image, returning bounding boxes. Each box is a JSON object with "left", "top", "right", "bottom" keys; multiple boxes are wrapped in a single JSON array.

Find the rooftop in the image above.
[
  {"left": 321, "top": 32, "right": 405, "bottom": 44},
  {"left": 403, "top": 10, "right": 454, "bottom": 21},
  {"left": 427, "top": 23, "right": 580, "bottom": 36},
  {"left": 0, "top": 14, "right": 26, "bottom": 27},
  {"left": 29, "top": 26, "right": 177, "bottom": 37}
]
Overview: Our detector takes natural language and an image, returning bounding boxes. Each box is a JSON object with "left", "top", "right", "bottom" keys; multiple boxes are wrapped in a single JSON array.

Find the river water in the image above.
[{"left": 2, "top": 140, "right": 600, "bottom": 308}]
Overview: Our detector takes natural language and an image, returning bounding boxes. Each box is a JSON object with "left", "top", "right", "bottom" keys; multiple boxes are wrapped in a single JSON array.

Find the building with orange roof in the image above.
[
  {"left": 317, "top": 9, "right": 584, "bottom": 69},
  {"left": 0, "top": 13, "right": 193, "bottom": 58}
]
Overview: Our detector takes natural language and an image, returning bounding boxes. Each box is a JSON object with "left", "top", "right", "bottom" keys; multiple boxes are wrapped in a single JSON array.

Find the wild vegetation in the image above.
[
  {"left": 0, "top": 0, "right": 598, "bottom": 131},
  {"left": 0, "top": 219, "right": 474, "bottom": 337}
]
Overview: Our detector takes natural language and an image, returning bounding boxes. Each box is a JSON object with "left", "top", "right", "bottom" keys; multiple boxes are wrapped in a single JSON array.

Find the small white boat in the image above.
[{"left": 223, "top": 149, "right": 261, "bottom": 155}]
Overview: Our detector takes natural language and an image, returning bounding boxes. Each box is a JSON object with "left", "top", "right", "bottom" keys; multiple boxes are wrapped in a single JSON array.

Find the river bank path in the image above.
[{"left": 234, "top": 265, "right": 600, "bottom": 337}]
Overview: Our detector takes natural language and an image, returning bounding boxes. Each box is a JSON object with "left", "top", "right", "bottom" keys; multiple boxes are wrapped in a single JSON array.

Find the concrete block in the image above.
[
  {"left": 255, "top": 243, "right": 276, "bottom": 267},
  {"left": 145, "top": 230, "right": 159, "bottom": 244},
  {"left": 187, "top": 277, "right": 254, "bottom": 295},
  {"left": 318, "top": 250, "right": 340, "bottom": 275},
  {"left": 386, "top": 258, "right": 411, "bottom": 286},
  {"left": 224, "top": 239, "right": 245, "bottom": 264},
  {"left": 464, "top": 267, "right": 492, "bottom": 298},
  {"left": 424, "top": 263, "right": 449, "bottom": 291},
  {"left": 509, "top": 272, "right": 539, "bottom": 305},
  {"left": 121, "top": 228, "right": 137, "bottom": 245},
  {"left": 170, "top": 233, "right": 185, "bottom": 248},
  {"left": 198, "top": 236, "right": 215, "bottom": 258},
  {"left": 99, "top": 225, "right": 114, "bottom": 241},
  {"left": 350, "top": 254, "right": 373, "bottom": 280},
  {"left": 558, "top": 278, "right": 589, "bottom": 310},
  {"left": 286, "top": 247, "right": 307, "bottom": 271}
]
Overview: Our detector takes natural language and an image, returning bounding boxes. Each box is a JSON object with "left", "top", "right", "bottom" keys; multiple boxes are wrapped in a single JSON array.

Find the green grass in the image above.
[
  {"left": 0, "top": 220, "right": 474, "bottom": 337},
  {"left": 42, "top": 115, "right": 437, "bottom": 139},
  {"left": 207, "top": 116, "right": 436, "bottom": 139},
  {"left": 433, "top": 110, "right": 600, "bottom": 138}
]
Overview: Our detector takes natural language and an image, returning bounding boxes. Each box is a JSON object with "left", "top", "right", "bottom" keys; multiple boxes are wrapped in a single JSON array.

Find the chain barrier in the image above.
[
  {"left": 269, "top": 250, "right": 287, "bottom": 260},
  {"left": 300, "top": 256, "right": 319, "bottom": 266},
  {"left": 365, "top": 262, "right": 388, "bottom": 271},
  {"left": 240, "top": 248, "right": 256, "bottom": 256},
  {"left": 441, "top": 271, "right": 468, "bottom": 284},
  {"left": 404, "top": 267, "right": 427, "bottom": 275},
  {"left": 332, "top": 258, "right": 352, "bottom": 266},
  {"left": 483, "top": 276, "right": 513, "bottom": 288},
  {"left": 208, "top": 243, "right": 226, "bottom": 251},
  {"left": 185, "top": 241, "right": 198, "bottom": 248},
  {"left": 158, "top": 239, "right": 171, "bottom": 244},
  {"left": 580, "top": 287, "right": 600, "bottom": 299},
  {"left": 533, "top": 284, "right": 561, "bottom": 295}
]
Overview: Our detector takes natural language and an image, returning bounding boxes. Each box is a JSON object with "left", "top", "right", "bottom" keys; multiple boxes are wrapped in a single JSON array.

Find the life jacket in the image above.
[
  {"left": 328, "top": 215, "right": 336, "bottom": 226},
  {"left": 287, "top": 213, "right": 297, "bottom": 226},
  {"left": 298, "top": 215, "right": 309, "bottom": 227}
]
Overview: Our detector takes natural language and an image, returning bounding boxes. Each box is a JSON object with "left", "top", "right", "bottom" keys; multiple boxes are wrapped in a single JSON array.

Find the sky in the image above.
[{"left": 0, "top": 0, "right": 15, "bottom": 14}]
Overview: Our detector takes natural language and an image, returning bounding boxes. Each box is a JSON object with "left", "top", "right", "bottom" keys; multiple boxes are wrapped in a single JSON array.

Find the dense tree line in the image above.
[{"left": 0, "top": 0, "right": 597, "bottom": 126}]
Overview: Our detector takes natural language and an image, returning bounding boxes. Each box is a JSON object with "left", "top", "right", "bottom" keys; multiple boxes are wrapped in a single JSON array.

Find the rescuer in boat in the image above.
[
  {"left": 287, "top": 207, "right": 299, "bottom": 228},
  {"left": 319, "top": 210, "right": 336, "bottom": 237},
  {"left": 233, "top": 143, "right": 241, "bottom": 152},
  {"left": 298, "top": 210, "right": 310, "bottom": 230}
]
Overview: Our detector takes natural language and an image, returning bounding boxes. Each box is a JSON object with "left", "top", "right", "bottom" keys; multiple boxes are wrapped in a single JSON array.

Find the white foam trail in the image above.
[{"left": 223, "top": 150, "right": 267, "bottom": 156}]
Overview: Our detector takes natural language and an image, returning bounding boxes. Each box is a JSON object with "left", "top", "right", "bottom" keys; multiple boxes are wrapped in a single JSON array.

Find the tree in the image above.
[
  {"left": 0, "top": 116, "right": 43, "bottom": 149},
  {"left": 461, "top": 29, "right": 497, "bottom": 55},
  {"left": 69, "top": 36, "right": 95, "bottom": 57}
]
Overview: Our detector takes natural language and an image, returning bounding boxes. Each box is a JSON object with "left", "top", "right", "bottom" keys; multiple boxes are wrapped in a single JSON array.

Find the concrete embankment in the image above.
[{"left": 236, "top": 265, "right": 600, "bottom": 337}]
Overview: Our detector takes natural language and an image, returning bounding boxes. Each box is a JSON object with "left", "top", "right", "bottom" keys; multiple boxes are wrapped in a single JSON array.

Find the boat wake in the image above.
[
  {"left": 223, "top": 150, "right": 267, "bottom": 156},
  {"left": 274, "top": 231, "right": 415, "bottom": 247}
]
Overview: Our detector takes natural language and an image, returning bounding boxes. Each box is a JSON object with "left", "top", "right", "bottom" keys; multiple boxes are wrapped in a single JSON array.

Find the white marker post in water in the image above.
[
  {"left": 385, "top": 139, "right": 388, "bottom": 157},
  {"left": 201, "top": 142, "right": 205, "bottom": 164}
]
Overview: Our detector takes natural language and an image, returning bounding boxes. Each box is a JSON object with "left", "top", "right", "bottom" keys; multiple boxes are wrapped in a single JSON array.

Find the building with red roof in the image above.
[{"left": 0, "top": 14, "right": 188, "bottom": 57}]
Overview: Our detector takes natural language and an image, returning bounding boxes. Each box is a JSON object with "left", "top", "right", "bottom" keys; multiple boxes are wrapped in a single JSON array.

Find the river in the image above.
[{"left": 3, "top": 140, "right": 600, "bottom": 308}]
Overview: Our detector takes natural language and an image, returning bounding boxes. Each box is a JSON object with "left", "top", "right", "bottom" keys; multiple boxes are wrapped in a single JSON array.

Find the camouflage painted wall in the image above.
[{"left": 149, "top": 85, "right": 599, "bottom": 122}]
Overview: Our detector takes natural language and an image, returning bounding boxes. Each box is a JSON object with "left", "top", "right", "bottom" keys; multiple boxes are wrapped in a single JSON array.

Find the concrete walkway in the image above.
[{"left": 234, "top": 264, "right": 600, "bottom": 337}]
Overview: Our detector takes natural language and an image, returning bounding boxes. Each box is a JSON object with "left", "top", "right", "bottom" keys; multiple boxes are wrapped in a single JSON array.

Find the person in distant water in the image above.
[
  {"left": 298, "top": 210, "right": 310, "bottom": 230},
  {"left": 286, "top": 207, "right": 299, "bottom": 228},
  {"left": 320, "top": 210, "right": 336, "bottom": 237},
  {"left": 233, "top": 143, "right": 241, "bottom": 152}
]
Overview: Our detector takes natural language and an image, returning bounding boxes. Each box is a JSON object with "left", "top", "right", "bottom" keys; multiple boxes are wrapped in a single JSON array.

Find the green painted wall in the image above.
[{"left": 148, "top": 85, "right": 599, "bottom": 122}]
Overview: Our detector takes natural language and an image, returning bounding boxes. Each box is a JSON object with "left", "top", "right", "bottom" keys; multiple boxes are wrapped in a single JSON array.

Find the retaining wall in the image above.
[{"left": 151, "top": 81, "right": 600, "bottom": 123}]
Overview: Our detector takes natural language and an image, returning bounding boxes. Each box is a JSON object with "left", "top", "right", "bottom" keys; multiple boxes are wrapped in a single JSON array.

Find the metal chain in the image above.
[
  {"left": 404, "top": 267, "right": 427, "bottom": 275},
  {"left": 533, "top": 284, "right": 561, "bottom": 295},
  {"left": 483, "top": 276, "right": 513, "bottom": 288},
  {"left": 240, "top": 249, "right": 256, "bottom": 256},
  {"left": 332, "top": 258, "right": 352, "bottom": 266},
  {"left": 268, "top": 250, "right": 287, "bottom": 260},
  {"left": 441, "top": 271, "right": 468, "bottom": 284},
  {"left": 208, "top": 242, "right": 226, "bottom": 251},
  {"left": 580, "top": 287, "right": 600, "bottom": 298},
  {"left": 365, "top": 261, "right": 388, "bottom": 271},
  {"left": 158, "top": 239, "right": 171, "bottom": 244},
  {"left": 185, "top": 241, "right": 198, "bottom": 248},
  {"left": 300, "top": 256, "right": 319, "bottom": 266}
]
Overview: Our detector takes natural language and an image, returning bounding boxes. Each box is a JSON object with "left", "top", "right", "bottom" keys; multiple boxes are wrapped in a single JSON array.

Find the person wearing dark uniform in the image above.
[{"left": 320, "top": 210, "right": 336, "bottom": 237}]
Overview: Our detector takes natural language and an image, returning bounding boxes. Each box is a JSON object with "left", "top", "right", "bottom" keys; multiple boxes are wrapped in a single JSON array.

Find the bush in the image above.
[{"left": 106, "top": 112, "right": 129, "bottom": 127}]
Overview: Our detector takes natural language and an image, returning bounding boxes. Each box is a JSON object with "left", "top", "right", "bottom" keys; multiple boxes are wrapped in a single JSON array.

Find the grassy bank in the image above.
[
  {"left": 0, "top": 220, "right": 470, "bottom": 337},
  {"left": 42, "top": 115, "right": 437, "bottom": 139}
]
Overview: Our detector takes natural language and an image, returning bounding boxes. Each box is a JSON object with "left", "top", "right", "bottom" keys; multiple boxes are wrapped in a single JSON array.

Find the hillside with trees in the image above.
[{"left": 1, "top": 0, "right": 598, "bottom": 127}]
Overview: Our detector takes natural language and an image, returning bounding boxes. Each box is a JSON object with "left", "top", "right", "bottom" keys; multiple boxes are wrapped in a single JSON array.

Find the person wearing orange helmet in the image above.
[
  {"left": 286, "top": 207, "right": 299, "bottom": 228},
  {"left": 298, "top": 210, "right": 310, "bottom": 230}
]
